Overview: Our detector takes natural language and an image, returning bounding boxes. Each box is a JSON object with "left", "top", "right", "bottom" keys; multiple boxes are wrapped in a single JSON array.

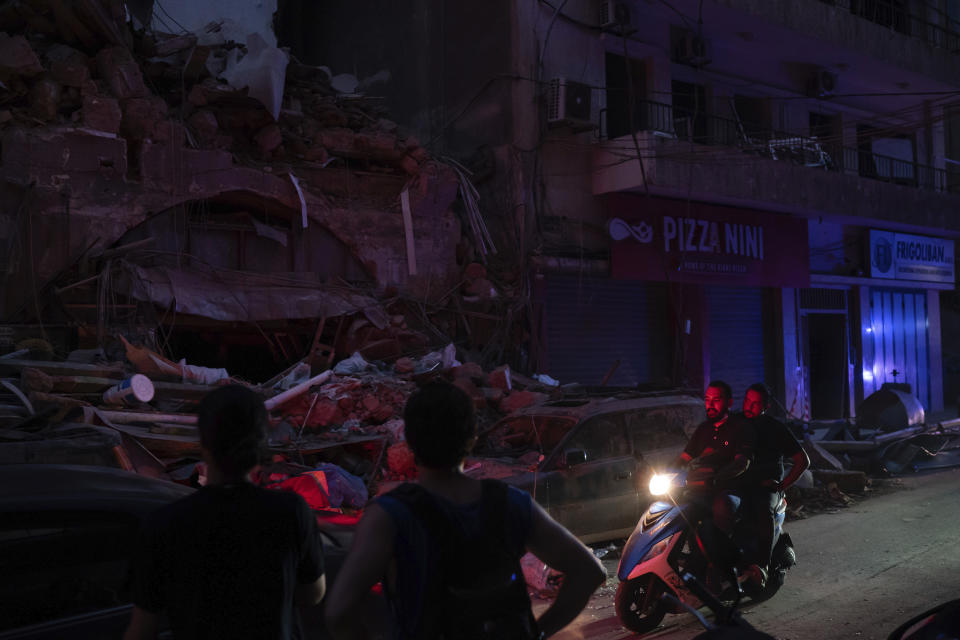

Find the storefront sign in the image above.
[
  {"left": 869, "top": 229, "right": 954, "bottom": 283},
  {"left": 606, "top": 195, "right": 809, "bottom": 287}
]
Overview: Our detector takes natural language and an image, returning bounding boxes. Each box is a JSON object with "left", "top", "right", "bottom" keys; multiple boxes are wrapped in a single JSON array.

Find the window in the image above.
[
  {"left": 0, "top": 511, "right": 140, "bottom": 631},
  {"left": 850, "top": 0, "right": 911, "bottom": 35},
  {"left": 481, "top": 416, "right": 577, "bottom": 456},
  {"left": 945, "top": 104, "right": 960, "bottom": 192},
  {"left": 605, "top": 52, "right": 650, "bottom": 139},
  {"left": 564, "top": 414, "right": 630, "bottom": 462},
  {"left": 672, "top": 80, "right": 709, "bottom": 143},
  {"left": 857, "top": 124, "right": 916, "bottom": 184},
  {"left": 733, "top": 95, "right": 772, "bottom": 141},
  {"left": 625, "top": 408, "right": 689, "bottom": 455},
  {"left": 810, "top": 111, "right": 841, "bottom": 170}
]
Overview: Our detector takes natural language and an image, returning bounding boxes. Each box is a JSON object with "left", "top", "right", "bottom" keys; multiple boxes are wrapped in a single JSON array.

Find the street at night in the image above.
[
  {"left": 543, "top": 469, "right": 960, "bottom": 640},
  {"left": 2, "top": 0, "right": 960, "bottom": 638}
]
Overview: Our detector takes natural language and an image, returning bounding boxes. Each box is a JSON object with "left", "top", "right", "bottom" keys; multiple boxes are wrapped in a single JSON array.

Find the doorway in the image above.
[{"left": 804, "top": 313, "right": 848, "bottom": 419}]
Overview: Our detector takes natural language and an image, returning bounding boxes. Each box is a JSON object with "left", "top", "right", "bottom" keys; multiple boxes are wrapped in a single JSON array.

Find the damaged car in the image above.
[
  {"left": 471, "top": 391, "right": 704, "bottom": 544},
  {"left": 0, "top": 464, "right": 375, "bottom": 640}
]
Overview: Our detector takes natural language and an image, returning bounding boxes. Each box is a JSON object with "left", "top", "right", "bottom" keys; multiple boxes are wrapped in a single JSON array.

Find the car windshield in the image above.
[{"left": 479, "top": 415, "right": 578, "bottom": 457}]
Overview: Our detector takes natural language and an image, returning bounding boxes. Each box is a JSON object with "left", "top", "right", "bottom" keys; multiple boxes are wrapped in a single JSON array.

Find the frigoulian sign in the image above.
[{"left": 869, "top": 229, "right": 954, "bottom": 284}]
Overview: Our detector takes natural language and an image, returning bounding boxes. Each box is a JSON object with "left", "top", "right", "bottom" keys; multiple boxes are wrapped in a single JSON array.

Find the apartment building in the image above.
[{"left": 296, "top": 0, "right": 960, "bottom": 418}]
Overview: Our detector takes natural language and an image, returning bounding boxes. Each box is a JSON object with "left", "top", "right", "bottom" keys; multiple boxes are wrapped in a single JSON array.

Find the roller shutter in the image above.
[
  {"left": 707, "top": 286, "right": 767, "bottom": 403},
  {"left": 543, "top": 276, "right": 670, "bottom": 387}
]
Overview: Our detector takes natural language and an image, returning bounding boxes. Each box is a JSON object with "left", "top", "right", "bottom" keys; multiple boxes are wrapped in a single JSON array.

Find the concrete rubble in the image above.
[{"left": 0, "top": 337, "right": 568, "bottom": 515}]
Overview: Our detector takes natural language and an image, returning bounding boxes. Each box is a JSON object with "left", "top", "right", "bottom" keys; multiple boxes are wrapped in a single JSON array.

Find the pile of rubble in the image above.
[
  {"left": 0, "top": 335, "right": 560, "bottom": 509},
  {"left": 0, "top": 1, "right": 433, "bottom": 178}
]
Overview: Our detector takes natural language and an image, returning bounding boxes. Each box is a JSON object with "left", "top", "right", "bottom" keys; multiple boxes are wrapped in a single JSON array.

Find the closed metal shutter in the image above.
[
  {"left": 707, "top": 286, "right": 766, "bottom": 403},
  {"left": 865, "top": 289, "right": 929, "bottom": 408},
  {"left": 544, "top": 276, "right": 669, "bottom": 387}
]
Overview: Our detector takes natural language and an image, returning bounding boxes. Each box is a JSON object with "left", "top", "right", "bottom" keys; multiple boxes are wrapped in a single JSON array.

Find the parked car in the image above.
[
  {"left": 0, "top": 464, "right": 371, "bottom": 639},
  {"left": 0, "top": 464, "right": 193, "bottom": 639},
  {"left": 474, "top": 391, "right": 704, "bottom": 544}
]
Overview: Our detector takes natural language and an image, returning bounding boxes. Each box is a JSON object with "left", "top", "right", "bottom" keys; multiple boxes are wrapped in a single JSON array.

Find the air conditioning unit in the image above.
[
  {"left": 808, "top": 69, "right": 838, "bottom": 97},
  {"left": 547, "top": 78, "right": 593, "bottom": 128},
  {"left": 600, "top": 0, "right": 631, "bottom": 30},
  {"left": 676, "top": 31, "right": 711, "bottom": 66}
]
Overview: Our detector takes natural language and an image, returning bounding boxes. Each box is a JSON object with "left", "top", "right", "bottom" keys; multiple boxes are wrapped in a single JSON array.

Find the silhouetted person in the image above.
[
  {"left": 324, "top": 381, "right": 606, "bottom": 640},
  {"left": 124, "top": 385, "right": 325, "bottom": 640}
]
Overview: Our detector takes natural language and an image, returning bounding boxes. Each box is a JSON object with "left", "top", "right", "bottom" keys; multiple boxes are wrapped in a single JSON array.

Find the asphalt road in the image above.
[{"left": 535, "top": 468, "right": 960, "bottom": 640}]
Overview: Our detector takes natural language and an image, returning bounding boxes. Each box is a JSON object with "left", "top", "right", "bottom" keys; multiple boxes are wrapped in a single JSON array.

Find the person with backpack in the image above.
[{"left": 324, "top": 381, "right": 606, "bottom": 640}]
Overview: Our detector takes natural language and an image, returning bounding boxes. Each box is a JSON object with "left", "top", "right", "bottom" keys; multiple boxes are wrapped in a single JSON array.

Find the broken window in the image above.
[
  {"left": 563, "top": 414, "right": 630, "bottom": 463},
  {"left": 480, "top": 416, "right": 577, "bottom": 456},
  {"left": 625, "top": 408, "right": 690, "bottom": 455}
]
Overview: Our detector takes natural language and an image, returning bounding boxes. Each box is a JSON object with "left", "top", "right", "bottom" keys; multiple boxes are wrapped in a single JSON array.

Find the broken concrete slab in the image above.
[
  {"left": 46, "top": 44, "right": 91, "bottom": 87},
  {"left": 82, "top": 93, "right": 121, "bottom": 133},
  {"left": 0, "top": 33, "right": 44, "bottom": 78},
  {"left": 95, "top": 45, "right": 149, "bottom": 99}
]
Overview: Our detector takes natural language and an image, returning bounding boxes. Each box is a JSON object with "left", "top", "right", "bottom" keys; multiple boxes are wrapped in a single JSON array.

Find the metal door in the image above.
[
  {"left": 864, "top": 289, "right": 929, "bottom": 408},
  {"left": 544, "top": 276, "right": 669, "bottom": 387},
  {"left": 706, "top": 286, "right": 767, "bottom": 402}
]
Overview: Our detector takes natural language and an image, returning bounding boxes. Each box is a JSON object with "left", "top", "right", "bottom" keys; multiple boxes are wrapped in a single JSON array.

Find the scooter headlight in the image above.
[{"left": 649, "top": 473, "right": 676, "bottom": 496}]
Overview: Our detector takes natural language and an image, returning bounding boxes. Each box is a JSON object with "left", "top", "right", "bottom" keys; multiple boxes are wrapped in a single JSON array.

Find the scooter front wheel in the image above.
[{"left": 615, "top": 575, "right": 667, "bottom": 634}]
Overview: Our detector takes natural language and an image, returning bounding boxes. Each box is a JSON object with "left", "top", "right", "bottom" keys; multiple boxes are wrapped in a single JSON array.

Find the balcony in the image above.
[
  {"left": 713, "top": 0, "right": 960, "bottom": 86},
  {"left": 819, "top": 0, "right": 960, "bottom": 52},
  {"left": 592, "top": 100, "right": 960, "bottom": 232},
  {"left": 604, "top": 99, "right": 957, "bottom": 194}
]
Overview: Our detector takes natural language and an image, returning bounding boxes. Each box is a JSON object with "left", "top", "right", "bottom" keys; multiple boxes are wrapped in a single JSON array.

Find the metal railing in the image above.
[
  {"left": 615, "top": 99, "right": 960, "bottom": 195},
  {"left": 817, "top": 0, "right": 960, "bottom": 51}
]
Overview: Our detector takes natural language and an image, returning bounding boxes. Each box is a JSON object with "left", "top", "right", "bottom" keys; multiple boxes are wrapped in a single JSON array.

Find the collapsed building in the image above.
[
  {"left": 0, "top": 0, "right": 552, "bottom": 497},
  {"left": 0, "top": 0, "right": 472, "bottom": 382}
]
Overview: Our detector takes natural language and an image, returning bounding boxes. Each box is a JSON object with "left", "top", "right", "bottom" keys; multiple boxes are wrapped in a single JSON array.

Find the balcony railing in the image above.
[
  {"left": 818, "top": 0, "right": 960, "bottom": 51},
  {"left": 612, "top": 100, "right": 960, "bottom": 195}
]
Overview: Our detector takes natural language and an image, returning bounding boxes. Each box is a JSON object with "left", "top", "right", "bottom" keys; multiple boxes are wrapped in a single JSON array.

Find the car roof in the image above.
[
  {"left": 0, "top": 464, "right": 194, "bottom": 514},
  {"left": 500, "top": 393, "right": 703, "bottom": 422}
]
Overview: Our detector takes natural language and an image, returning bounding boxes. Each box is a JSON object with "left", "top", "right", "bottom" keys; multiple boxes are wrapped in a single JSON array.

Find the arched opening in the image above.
[{"left": 100, "top": 192, "right": 375, "bottom": 381}]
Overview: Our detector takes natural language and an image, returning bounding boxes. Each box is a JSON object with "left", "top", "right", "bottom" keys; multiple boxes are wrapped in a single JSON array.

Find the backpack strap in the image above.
[{"left": 384, "top": 482, "right": 457, "bottom": 542}]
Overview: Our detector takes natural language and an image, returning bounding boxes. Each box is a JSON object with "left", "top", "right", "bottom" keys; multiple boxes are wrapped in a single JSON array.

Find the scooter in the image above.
[{"left": 614, "top": 469, "right": 797, "bottom": 634}]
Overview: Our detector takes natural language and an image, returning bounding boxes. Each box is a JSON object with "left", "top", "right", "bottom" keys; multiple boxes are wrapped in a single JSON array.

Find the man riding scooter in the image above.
[
  {"left": 673, "top": 381, "right": 756, "bottom": 566},
  {"left": 738, "top": 383, "right": 810, "bottom": 589}
]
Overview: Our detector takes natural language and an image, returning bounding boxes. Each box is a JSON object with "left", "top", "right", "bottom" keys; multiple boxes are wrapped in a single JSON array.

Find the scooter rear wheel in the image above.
[
  {"left": 616, "top": 575, "right": 667, "bottom": 633},
  {"left": 745, "top": 568, "right": 785, "bottom": 603}
]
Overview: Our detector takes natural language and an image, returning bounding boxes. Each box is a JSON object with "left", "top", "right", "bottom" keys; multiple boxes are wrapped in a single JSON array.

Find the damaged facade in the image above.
[
  {"left": 3, "top": 1, "right": 960, "bottom": 495},
  {"left": 0, "top": 0, "right": 464, "bottom": 382},
  {"left": 289, "top": 0, "right": 960, "bottom": 419}
]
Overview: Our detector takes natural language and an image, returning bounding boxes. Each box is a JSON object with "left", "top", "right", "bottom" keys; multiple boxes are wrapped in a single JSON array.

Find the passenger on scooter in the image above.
[
  {"left": 673, "top": 380, "right": 756, "bottom": 539},
  {"left": 738, "top": 383, "right": 810, "bottom": 587}
]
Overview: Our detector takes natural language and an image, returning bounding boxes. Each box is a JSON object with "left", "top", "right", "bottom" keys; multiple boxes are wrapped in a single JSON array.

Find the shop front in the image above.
[
  {"left": 859, "top": 229, "right": 954, "bottom": 413},
  {"left": 540, "top": 194, "right": 811, "bottom": 400}
]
